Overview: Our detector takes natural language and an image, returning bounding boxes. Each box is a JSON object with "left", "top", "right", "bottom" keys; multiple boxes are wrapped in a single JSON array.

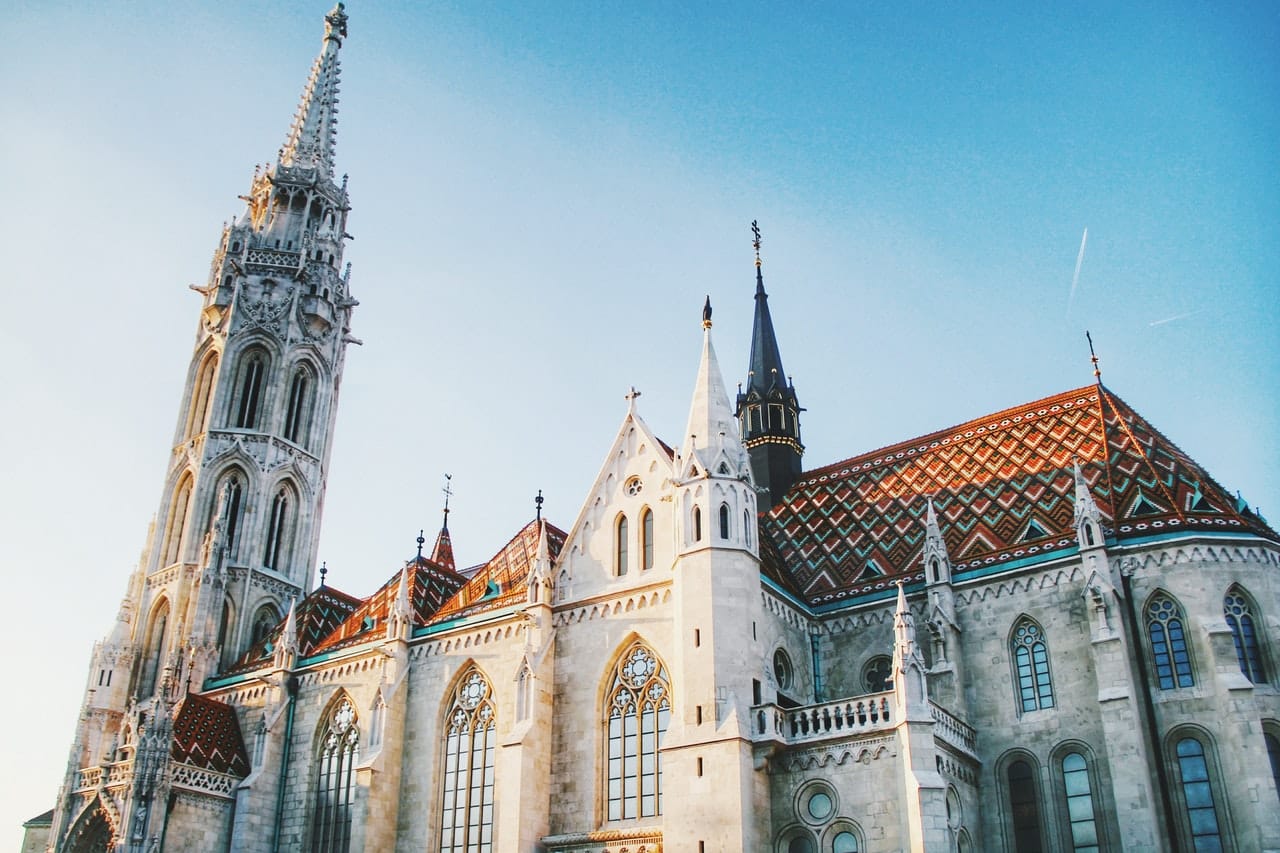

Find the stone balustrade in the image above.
[
  {"left": 929, "top": 701, "right": 978, "bottom": 757},
  {"left": 752, "top": 690, "right": 895, "bottom": 745}
]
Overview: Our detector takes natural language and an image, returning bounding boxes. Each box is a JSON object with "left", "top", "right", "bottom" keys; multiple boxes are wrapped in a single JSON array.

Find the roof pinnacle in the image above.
[
  {"left": 416, "top": 529, "right": 426, "bottom": 560},
  {"left": 441, "top": 473, "right": 453, "bottom": 531},
  {"left": 702, "top": 295, "right": 713, "bottom": 330},
  {"left": 535, "top": 490, "right": 544, "bottom": 521}
]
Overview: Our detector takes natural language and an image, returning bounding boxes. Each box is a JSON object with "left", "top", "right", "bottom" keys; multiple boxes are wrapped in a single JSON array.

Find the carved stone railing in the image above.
[
  {"left": 245, "top": 247, "right": 302, "bottom": 270},
  {"left": 74, "top": 759, "right": 134, "bottom": 793},
  {"left": 542, "top": 828, "right": 663, "bottom": 852},
  {"left": 752, "top": 691, "right": 895, "bottom": 745},
  {"left": 171, "top": 763, "right": 239, "bottom": 799},
  {"left": 930, "top": 702, "right": 978, "bottom": 758}
]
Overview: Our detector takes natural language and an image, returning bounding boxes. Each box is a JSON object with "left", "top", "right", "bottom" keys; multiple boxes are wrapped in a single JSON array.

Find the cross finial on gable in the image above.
[{"left": 535, "top": 489, "right": 544, "bottom": 521}]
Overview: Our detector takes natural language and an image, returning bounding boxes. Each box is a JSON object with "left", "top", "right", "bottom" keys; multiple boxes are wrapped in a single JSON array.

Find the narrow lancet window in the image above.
[
  {"left": 1175, "top": 736, "right": 1223, "bottom": 851},
  {"left": 641, "top": 508, "right": 654, "bottom": 570},
  {"left": 615, "top": 515, "right": 629, "bottom": 576},
  {"left": 1011, "top": 618, "right": 1054, "bottom": 712},
  {"left": 311, "top": 698, "right": 358, "bottom": 853},
  {"left": 284, "top": 367, "right": 310, "bottom": 444},
  {"left": 1007, "top": 759, "right": 1043, "bottom": 853},
  {"left": 1060, "top": 752, "right": 1100, "bottom": 852},
  {"left": 440, "top": 667, "right": 496, "bottom": 853},
  {"left": 1148, "top": 595, "right": 1195, "bottom": 689},
  {"left": 1224, "top": 588, "right": 1267, "bottom": 683},
  {"left": 692, "top": 506, "right": 702, "bottom": 542},
  {"left": 235, "top": 354, "right": 266, "bottom": 429},
  {"left": 263, "top": 488, "right": 289, "bottom": 571},
  {"left": 718, "top": 503, "right": 730, "bottom": 539}
]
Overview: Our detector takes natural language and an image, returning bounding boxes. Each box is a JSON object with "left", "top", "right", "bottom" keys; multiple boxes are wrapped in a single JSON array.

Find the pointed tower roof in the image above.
[
  {"left": 746, "top": 228, "right": 788, "bottom": 397},
  {"left": 431, "top": 475, "right": 456, "bottom": 571},
  {"left": 279, "top": 3, "right": 348, "bottom": 177},
  {"left": 681, "top": 298, "right": 745, "bottom": 468}
]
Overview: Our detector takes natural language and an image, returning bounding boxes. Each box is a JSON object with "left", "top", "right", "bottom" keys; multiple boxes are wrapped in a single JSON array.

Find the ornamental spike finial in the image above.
[{"left": 1086, "top": 330, "right": 1102, "bottom": 382}]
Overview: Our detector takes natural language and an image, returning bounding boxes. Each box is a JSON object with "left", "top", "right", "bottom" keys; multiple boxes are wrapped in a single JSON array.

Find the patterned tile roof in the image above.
[
  {"left": 223, "top": 584, "right": 363, "bottom": 674},
  {"left": 312, "top": 555, "right": 470, "bottom": 653},
  {"left": 171, "top": 693, "right": 250, "bottom": 777},
  {"left": 428, "top": 519, "right": 566, "bottom": 625},
  {"left": 765, "top": 385, "right": 1277, "bottom": 606}
]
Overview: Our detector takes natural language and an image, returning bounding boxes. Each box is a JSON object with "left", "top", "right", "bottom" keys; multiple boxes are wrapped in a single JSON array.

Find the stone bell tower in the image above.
[
  {"left": 141, "top": 0, "right": 359, "bottom": 686},
  {"left": 48, "top": 6, "right": 359, "bottom": 851}
]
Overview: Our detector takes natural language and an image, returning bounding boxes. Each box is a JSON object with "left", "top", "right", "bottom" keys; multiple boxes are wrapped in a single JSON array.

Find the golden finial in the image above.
[
  {"left": 751, "top": 220, "right": 762, "bottom": 268},
  {"left": 702, "top": 295, "right": 713, "bottom": 329}
]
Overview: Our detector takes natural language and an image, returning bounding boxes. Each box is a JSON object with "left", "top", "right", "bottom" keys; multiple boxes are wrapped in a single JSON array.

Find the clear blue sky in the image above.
[{"left": 1, "top": 1, "right": 1276, "bottom": 844}]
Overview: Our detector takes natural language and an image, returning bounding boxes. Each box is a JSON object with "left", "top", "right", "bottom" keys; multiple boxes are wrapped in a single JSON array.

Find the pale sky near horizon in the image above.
[{"left": 1, "top": 1, "right": 1277, "bottom": 845}]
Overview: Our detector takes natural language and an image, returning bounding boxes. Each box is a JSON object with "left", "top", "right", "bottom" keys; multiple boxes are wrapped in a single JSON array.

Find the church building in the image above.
[{"left": 39, "top": 6, "right": 1280, "bottom": 852}]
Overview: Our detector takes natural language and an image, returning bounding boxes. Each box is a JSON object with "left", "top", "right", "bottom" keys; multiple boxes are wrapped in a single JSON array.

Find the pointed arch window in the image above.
[
  {"left": 263, "top": 487, "right": 291, "bottom": 571},
  {"left": 440, "top": 667, "right": 496, "bottom": 853},
  {"left": 284, "top": 366, "right": 312, "bottom": 445},
  {"left": 1007, "top": 759, "right": 1044, "bottom": 852},
  {"left": 640, "top": 508, "right": 654, "bottom": 570},
  {"left": 605, "top": 640, "right": 670, "bottom": 820},
  {"left": 235, "top": 352, "right": 267, "bottom": 429},
  {"left": 615, "top": 514, "right": 629, "bottom": 576},
  {"left": 185, "top": 354, "right": 218, "bottom": 439},
  {"left": 1173, "top": 735, "right": 1224, "bottom": 851},
  {"left": 1011, "top": 618, "right": 1055, "bottom": 712},
  {"left": 163, "top": 474, "right": 194, "bottom": 565},
  {"left": 1059, "top": 752, "right": 1101, "bottom": 852},
  {"left": 1224, "top": 588, "right": 1267, "bottom": 683},
  {"left": 719, "top": 503, "right": 731, "bottom": 539},
  {"left": 743, "top": 509, "right": 752, "bottom": 547},
  {"left": 251, "top": 604, "right": 280, "bottom": 648},
  {"left": 692, "top": 506, "right": 702, "bottom": 542},
  {"left": 1264, "top": 730, "right": 1280, "bottom": 806},
  {"left": 1148, "top": 594, "right": 1195, "bottom": 689},
  {"left": 311, "top": 698, "right": 358, "bottom": 853},
  {"left": 139, "top": 598, "right": 171, "bottom": 697}
]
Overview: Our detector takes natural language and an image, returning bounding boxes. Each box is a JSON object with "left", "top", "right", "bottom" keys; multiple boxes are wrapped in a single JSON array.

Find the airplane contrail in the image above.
[
  {"left": 1066, "top": 227, "right": 1088, "bottom": 319},
  {"left": 1149, "top": 310, "right": 1200, "bottom": 327}
]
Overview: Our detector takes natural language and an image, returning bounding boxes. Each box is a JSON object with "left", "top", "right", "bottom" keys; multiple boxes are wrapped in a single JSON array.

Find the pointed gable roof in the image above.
[
  {"left": 431, "top": 526, "right": 456, "bottom": 572},
  {"left": 171, "top": 693, "right": 250, "bottom": 777},
  {"left": 429, "top": 519, "right": 567, "bottom": 625},
  {"left": 222, "top": 584, "right": 363, "bottom": 674},
  {"left": 313, "top": 555, "right": 469, "bottom": 653},
  {"left": 765, "top": 385, "right": 1277, "bottom": 606},
  {"left": 746, "top": 265, "right": 789, "bottom": 397}
]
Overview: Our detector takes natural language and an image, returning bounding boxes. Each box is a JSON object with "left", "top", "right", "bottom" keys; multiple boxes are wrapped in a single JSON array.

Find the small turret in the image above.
[{"left": 735, "top": 221, "right": 803, "bottom": 508}]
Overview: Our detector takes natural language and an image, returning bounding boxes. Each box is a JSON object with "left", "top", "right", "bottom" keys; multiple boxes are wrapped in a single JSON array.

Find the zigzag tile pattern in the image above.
[
  {"left": 429, "top": 519, "right": 566, "bottom": 624},
  {"left": 765, "top": 386, "right": 1275, "bottom": 605},
  {"left": 315, "top": 557, "right": 470, "bottom": 653},
  {"left": 171, "top": 693, "right": 249, "bottom": 776}
]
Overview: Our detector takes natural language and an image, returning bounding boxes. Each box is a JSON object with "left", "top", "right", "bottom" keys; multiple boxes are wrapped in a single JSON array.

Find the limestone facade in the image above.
[{"left": 44, "top": 6, "right": 1280, "bottom": 853}]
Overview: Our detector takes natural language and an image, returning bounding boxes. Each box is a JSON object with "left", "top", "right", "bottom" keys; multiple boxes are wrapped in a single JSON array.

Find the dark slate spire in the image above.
[{"left": 735, "top": 221, "right": 804, "bottom": 509}]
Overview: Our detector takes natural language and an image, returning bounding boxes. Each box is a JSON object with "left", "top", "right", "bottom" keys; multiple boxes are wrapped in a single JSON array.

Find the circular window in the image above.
[
  {"left": 833, "top": 831, "right": 859, "bottom": 853},
  {"left": 863, "top": 656, "right": 892, "bottom": 692},
  {"left": 773, "top": 648, "right": 794, "bottom": 689},
  {"left": 806, "top": 791, "right": 833, "bottom": 821},
  {"left": 625, "top": 477, "right": 643, "bottom": 496}
]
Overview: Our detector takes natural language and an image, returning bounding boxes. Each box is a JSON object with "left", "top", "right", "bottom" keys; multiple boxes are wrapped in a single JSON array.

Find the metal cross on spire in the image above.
[
  {"left": 441, "top": 473, "right": 453, "bottom": 529},
  {"left": 1086, "top": 330, "right": 1102, "bottom": 382},
  {"left": 416, "top": 529, "right": 426, "bottom": 559},
  {"left": 751, "top": 219, "right": 762, "bottom": 267},
  {"left": 535, "top": 490, "right": 544, "bottom": 521}
]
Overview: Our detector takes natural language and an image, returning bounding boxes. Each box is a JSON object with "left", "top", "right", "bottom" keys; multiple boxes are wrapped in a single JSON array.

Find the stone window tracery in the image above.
[
  {"left": 1147, "top": 594, "right": 1194, "bottom": 689},
  {"left": 311, "top": 697, "right": 358, "bottom": 853},
  {"left": 1224, "top": 587, "right": 1267, "bottom": 683},
  {"left": 263, "top": 487, "right": 292, "bottom": 571},
  {"left": 284, "top": 366, "right": 312, "bottom": 445},
  {"left": 440, "top": 667, "right": 496, "bottom": 853},
  {"left": 863, "top": 656, "right": 892, "bottom": 692},
  {"left": 234, "top": 352, "right": 267, "bottom": 429},
  {"left": 1011, "top": 617, "right": 1055, "bottom": 712},
  {"left": 605, "top": 640, "right": 670, "bottom": 821}
]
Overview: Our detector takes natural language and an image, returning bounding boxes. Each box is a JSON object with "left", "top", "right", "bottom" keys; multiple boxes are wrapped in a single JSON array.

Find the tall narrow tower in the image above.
[
  {"left": 50, "top": 10, "right": 359, "bottom": 849},
  {"left": 144, "top": 1, "right": 357, "bottom": 683},
  {"left": 735, "top": 222, "right": 803, "bottom": 508}
]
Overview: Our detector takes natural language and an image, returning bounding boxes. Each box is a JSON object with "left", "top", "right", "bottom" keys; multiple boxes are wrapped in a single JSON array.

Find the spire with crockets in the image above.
[
  {"left": 735, "top": 220, "right": 804, "bottom": 508},
  {"left": 280, "top": 3, "right": 347, "bottom": 176}
]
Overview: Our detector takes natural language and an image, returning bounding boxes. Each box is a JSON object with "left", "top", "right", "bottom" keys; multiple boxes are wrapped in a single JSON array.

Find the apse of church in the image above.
[{"left": 40, "top": 6, "right": 1280, "bottom": 853}]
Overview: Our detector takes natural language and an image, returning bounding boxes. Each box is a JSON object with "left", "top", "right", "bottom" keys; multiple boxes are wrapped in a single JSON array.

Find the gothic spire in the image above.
[
  {"left": 745, "top": 221, "right": 788, "bottom": 397},
  {"left": 279, "top": 3, "right": 348, "bottom": 177},
  {"left": 681, "top": 298, "right": 747, "bottom": 474},
  {"left": 430, "top": 474, "right": 456, "bottom": 571},
  {"left": 736, "top": 222, "right": 804, "bottom": 507}
]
